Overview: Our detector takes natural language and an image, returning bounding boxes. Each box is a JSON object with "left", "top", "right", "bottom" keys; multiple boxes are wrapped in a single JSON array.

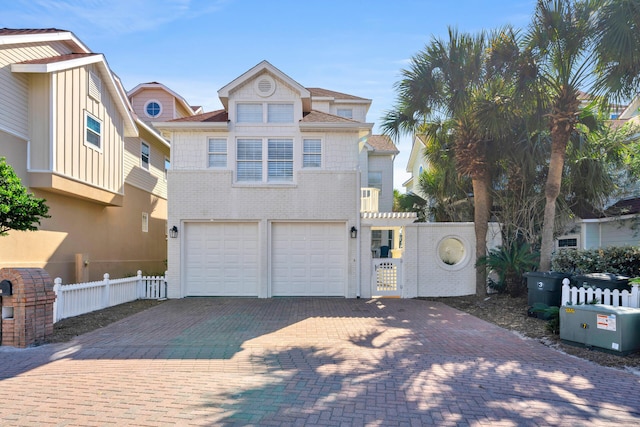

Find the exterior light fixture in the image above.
[
  {"left": 350, "top": 226, "right": 358, "bottom": 238},
  {"left": 169, "top": 225, "right": 178, "bottom": 238}
]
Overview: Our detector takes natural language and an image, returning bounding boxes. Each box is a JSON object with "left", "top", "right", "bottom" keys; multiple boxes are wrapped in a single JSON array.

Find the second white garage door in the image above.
[
  {"left": 184, "top": 222, "right": 259, "bottom": 296},
  {"left": 271, "top": 222, "right": 346, "bottom": 296}
]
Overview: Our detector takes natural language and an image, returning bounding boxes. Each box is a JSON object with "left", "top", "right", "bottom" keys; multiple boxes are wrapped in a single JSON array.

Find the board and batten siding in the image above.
[
  {"left": 0, "top": 41, "right": 72, "bottom": 138},
  {"left": 52, "top": 64, "right": 124, "bottom": 194}
]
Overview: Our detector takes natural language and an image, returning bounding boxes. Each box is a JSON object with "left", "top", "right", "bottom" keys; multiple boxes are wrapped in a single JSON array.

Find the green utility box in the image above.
[
  {"left": 560, "top": 304, "right": 640, "bottom": 355},
  {"left": 525, "top": 272, "right": 572, "bottom": 317}
]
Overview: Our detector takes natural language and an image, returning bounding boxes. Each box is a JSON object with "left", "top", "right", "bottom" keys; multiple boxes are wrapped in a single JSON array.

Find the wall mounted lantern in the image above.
[
  {"left": 350, "top": 226, "right": 358, "bottom": 239},
  {"left": 169, "top": 225, "right": 179, "bottom": 238}
]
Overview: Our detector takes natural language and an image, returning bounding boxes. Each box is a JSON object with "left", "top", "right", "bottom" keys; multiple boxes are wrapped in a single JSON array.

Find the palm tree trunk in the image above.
[
  {"left": 472, "top": 173, "right": 492, "bottom": 296},
  {"left": 539, "top": 130, "right": 569, "bottom": 271}
]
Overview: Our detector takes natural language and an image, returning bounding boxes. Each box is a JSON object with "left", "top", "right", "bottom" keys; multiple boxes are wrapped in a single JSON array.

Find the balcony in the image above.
[{"left": 361, "top": 187, "right": 380, "bottom": 212}]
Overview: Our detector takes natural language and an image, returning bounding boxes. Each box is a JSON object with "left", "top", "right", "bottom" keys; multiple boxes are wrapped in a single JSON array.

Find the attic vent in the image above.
[
  {"left": 255, "top": 75, "right": 276, "bottom": 97},
  {"left": 88, "top": 70, "right": 101, "bottom": 102}
]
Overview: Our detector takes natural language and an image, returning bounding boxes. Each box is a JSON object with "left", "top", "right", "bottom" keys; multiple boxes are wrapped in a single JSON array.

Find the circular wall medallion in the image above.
[
  {"left": 255, "top": 74, "right": 276, "bottom": 97},
  {"left": 437, "top": 236, "right": 468, "bottom": 268}
]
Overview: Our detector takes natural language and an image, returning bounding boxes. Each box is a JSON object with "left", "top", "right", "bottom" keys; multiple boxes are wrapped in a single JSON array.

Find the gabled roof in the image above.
[
  {"left": 11, "top": 52, "right": 137, "bottom": 137},
  {"left": 307, "top": 87, "right": 371, "bottom": 103},
  {"left": 127, "top": 82, "right": 199, "bottom": 117},
  {"left": 0, "top": 28, "right": 90, "bottom": 53},
  {"left": 218, "top": 60, "right": 311, "bottom": 111},
  {"left": 169, "top": 109, "right": 229, "bottom": 123},
  {"left": 153, "top": 109, "right": 229, "bottom": 130},
  {"left": 366, "top": 135, "right": 399, "bottom": 155},
  {"left": 300, "top": 110, "right": 358, "bottom": 123},
  {"left": 406, "top": 134, "right": 427, "bottom": 173}
]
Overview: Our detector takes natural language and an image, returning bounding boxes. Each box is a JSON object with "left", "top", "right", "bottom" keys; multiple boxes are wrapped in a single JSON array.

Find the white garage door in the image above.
[
  {"left": 271, "top": 222, "right": 346, "bottom": 296},
  {"left": 185, "top": 222, "right": 259, "bottom": 296}
]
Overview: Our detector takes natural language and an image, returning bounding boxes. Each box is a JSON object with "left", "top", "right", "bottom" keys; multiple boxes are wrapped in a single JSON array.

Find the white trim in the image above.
[
  {"left": 83, "top": 110, "right": 102, "bottom": 153},
  {"left": 51, "top": 73, "right": 56, "bottom": 170},
  {"left": 152, "top": 121, "right": 229, "bottom": 130},
  {"left": 0, "top": 30, "right": 91, "bottom": 52},
  {"left": 11, "top": 54, "right": 103, "bottom": 74},
  {"left": 299, "top": 122, "right": 374, "bottom": 131},
  {"left": 135, "top": 118, "right": 170, "bottom": 149}
]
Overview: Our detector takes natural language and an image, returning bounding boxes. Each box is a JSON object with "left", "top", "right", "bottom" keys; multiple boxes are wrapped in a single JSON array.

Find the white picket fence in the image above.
[
  {"left": 561, "top": 284, "right": 640, "bottom": 308},
  {"left": 53, "top": 270, "right": 167, "bottom": 323}
]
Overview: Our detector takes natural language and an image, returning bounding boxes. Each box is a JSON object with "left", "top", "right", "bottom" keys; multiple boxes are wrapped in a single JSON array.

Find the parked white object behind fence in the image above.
[
  {"left": 53, "top": 270, "right": 167, "bottom": 323},
  {"left": 561, "top": 283, "right": 640, "bottom": 308}
]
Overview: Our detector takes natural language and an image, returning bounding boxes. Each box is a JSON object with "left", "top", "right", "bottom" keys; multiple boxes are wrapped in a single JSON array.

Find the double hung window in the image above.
[
  {"left": 236, "top": 138, "right": 293, "bottom": 182},
  {"left": 236, "top": 103, "right": 293, "bottom": 123},
  {"left": 303, "top": 139, "right": 321, "bottom": 168},
  {"left": 85, "top": 112, "right": 102, "bottom": 150},
  {"left": 141, "top": 142, "right": 150, "bottom": 170},
  {"left": 208, "top": 138, "right": 227, "bottom": 168}
]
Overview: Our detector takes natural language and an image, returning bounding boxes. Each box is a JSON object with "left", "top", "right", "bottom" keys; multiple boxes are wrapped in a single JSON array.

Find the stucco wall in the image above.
[{"left": 166, "top": 169, "right": 359, "bottom": 298}]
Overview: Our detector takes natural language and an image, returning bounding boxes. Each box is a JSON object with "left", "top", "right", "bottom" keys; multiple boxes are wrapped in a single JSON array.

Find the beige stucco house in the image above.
[{"left": 0, "top": 29, "right": 180, "bottom": 282}]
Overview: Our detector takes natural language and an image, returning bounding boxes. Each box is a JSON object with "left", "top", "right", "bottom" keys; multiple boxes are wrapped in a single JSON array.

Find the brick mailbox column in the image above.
[{"left": 0, "top": 268, "right": 56, "bottom": 348}]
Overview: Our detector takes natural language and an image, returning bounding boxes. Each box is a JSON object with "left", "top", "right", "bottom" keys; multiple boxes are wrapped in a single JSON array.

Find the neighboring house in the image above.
[
  {"left": 155, "top": 60, "right": 415, "bottom": 298},
  {"left": 555, "top": 95, "right": 640, "bottom": 250},
  {"left": 128, "top": 82, "right": 202, "bottom": 126},
  {"left": 0, "top": 28, "right": 172, "bottom": 282},
  {"left": 403, "top": 134, "right": 427, "bottom": 199}
]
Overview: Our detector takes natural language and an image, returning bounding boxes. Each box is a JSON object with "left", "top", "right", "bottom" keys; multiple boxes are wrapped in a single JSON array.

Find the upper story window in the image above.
[
  {"left": 267, "top": 104, "right": 293, "bottom": 123},
  {"left": 84, "top": 111, "right": 102, "bottom": 150},
  {"left": 141, "top": 142, "right": 150, "bottom": 170},
  {"left": 142, "top": 212, "right": 149, "bottom": 233},
  {"left": 303, "top": 139, "right": 322, "bottom": 168},
  {"left": 145, "top": 100, "right": 162, "bottom": 118},
  {"left": 236, "top": 103, "right": 294, "bottom": 123},
  {"left": 237, "top": 139, "right": 262, "bottom": 181},
  {"left": 236, "top": 138, "right": 293, "bottom": 182},
  {"left": 368, "top": 171, "right": 382, "bottom": 190},
  {"left": 268, "top": 139, "right": 293, "bottom": 181},
  {"left": 164, "top": 157, "right": 170, "bottom": 180},
  {"left": 208, "top": 138, "right": 227, "bottom": 168},
  {"left": 237, "top": 104, "right": 263, "bottom": 123},
  {"left": 337, "top": 108, "right": 353, "bottom": 119}
]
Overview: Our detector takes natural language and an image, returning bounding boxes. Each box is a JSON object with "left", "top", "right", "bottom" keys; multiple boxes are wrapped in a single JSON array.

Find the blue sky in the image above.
[{"left": 2, "top": 0, "right": 535, "bottom": 189}]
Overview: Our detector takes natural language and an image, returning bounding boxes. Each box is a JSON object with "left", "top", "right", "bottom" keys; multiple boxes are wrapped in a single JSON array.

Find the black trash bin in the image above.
[
  {"left": 572, "top": 273, "right": 630, "bottom": 291},
  {"left": 524, "top": 272, "right": 572, "bottom": 318}
]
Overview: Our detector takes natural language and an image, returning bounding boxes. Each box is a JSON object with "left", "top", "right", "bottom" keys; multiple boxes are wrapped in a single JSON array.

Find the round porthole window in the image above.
[
  {"left": 145, "top": 100, "right": 162, "bottom": 118},
  {"left": 438, "top": 237, "right": 467, "bottom": 267}
]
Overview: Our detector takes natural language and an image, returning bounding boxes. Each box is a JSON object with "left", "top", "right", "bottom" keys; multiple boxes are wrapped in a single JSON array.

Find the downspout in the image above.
[{"left": 356, "top": 166, "right": 362, "bottom": 298}]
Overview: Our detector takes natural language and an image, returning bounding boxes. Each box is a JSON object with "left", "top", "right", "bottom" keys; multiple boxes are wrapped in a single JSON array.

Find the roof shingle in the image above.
[
  {"left": 367, "top": 135, "right": 399, "bottom": 153},
  {"left": 307, "top": 87, "right": 369, "bottom": 101},
  {"left": 168, "top": 109, "right": 228, "bottom": 122}
]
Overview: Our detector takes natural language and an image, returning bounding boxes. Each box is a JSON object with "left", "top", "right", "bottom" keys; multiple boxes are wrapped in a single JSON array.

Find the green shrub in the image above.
[{"left": 551, "top": 246, "right": 640, "bottom": 277}]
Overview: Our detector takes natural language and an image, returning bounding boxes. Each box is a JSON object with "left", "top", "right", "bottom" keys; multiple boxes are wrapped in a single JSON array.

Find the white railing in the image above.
[
  {"left": 361, "top": 187, "right": 380, "bottom": 212},
  {"left": 561, "top": 284, "right": 640, "bottom": 308},
  {"left": 53, "top": 270, "right": 167, "bottom": 323}
]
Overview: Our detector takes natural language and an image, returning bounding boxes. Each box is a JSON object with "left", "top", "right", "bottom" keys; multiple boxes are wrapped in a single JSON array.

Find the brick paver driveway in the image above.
[{"left": 1, "top": 298, "right": 639, "bottom": 426}]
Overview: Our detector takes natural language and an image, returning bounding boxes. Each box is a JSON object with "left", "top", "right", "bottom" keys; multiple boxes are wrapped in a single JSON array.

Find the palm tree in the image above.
[
  {"left": 527, "top": 0, "right": 640, "bottom": 271},
  {"left": 382, "top": 28, "right": 496, "bottom": 296}
]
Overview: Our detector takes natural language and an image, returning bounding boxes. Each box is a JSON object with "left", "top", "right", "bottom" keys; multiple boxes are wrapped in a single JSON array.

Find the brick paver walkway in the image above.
[{"left": 1, "top": 298, "right": 639, "bottom": 426}]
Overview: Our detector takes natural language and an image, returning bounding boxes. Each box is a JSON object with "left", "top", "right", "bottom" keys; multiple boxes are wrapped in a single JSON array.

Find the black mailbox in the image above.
[{"left": 0, "top": 279, "right": 12, "bottom": 296}]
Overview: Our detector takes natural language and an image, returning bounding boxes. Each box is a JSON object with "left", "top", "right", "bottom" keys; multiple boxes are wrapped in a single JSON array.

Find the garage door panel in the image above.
[
  {"left": 272, "top": 222, "right": 346, "bottom": 296},
  {"left": 185, "top": 223, "right": 259, "bottom": 296}
]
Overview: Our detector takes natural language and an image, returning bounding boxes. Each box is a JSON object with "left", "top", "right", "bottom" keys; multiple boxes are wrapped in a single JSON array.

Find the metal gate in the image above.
[{"left": 372, "top": 259, "right": 402, "bottom": 297}]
